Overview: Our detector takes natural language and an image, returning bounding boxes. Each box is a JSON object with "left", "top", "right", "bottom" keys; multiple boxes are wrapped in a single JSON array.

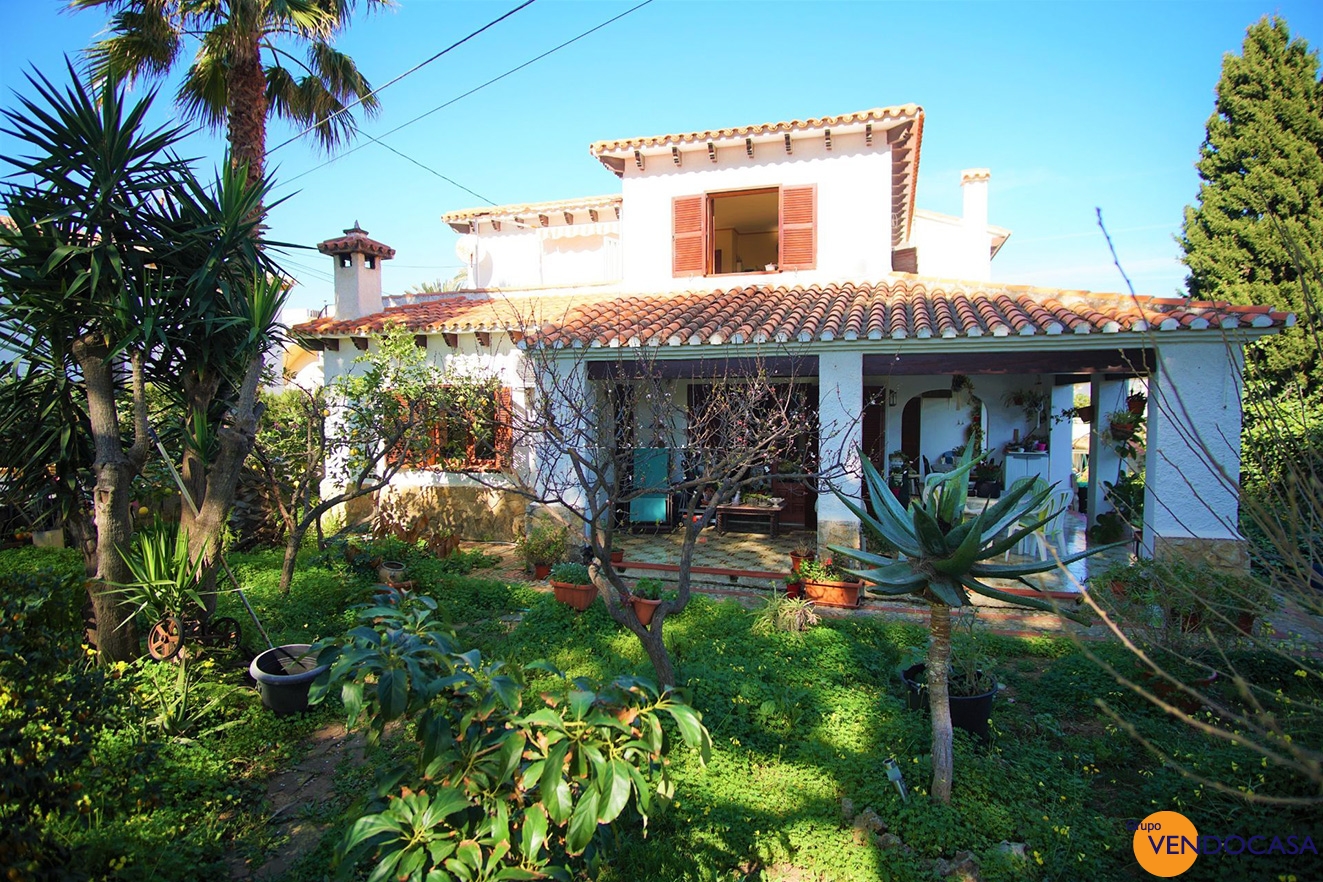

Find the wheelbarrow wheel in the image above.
[
  {"left": 147, "top": 616, "right": 184, "bottom": 661},
  {"left": 210, "top": 616, "right": 242, "bottom": 649}
]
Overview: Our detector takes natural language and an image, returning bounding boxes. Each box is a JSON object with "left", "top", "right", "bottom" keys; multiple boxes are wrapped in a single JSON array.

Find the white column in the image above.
[
  {"left": 1087, "top": 376, "right": 1128, "bottom": 524},
  {"left": 1048, "top": 381, "right": 1074, "bottom": 490},
  {"left": 1143, "top": 341, "right": 1244, "bottom": 558},
  {"left": 817, "top": 351, "right": 864, "bottom": 551}
]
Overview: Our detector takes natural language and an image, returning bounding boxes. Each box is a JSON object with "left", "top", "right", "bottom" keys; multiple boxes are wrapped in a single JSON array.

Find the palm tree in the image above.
[
  {"left": 73, "top": 0, "right": 388, "bottom": 187},
  {"left": 830, "top": 444, "right": 1117, "bottom": 803}
]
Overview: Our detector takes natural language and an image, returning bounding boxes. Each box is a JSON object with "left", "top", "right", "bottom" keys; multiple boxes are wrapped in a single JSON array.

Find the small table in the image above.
[{"left": 715, "top": 501, "right": 787, "bottom": 537}]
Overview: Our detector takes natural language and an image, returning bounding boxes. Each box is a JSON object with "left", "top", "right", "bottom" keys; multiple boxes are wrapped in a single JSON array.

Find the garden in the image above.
[{"left": 3, "top": 534, "right": 1320, "bottom": 882}]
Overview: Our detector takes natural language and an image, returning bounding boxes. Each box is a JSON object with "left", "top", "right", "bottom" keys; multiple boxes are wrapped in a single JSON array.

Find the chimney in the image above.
[
  {"left": 316, "top": 222, "right": 396, "bottom": 320},
  {"left": 960, "top": 169, "right": 991, "bottom": 281}
]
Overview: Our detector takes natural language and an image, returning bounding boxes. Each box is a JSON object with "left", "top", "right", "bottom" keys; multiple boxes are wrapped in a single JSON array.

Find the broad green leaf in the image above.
[
  {"left": 567, "top": 689, "right": 595, "bottom": 720},
  {"left": 598, "top": 759, "right": 633, "bottom": 823},
  {"left": 519, "top": 804, "right": 549, "bottom": 859},
  {"left": 565, "top": 789, "right": 600, "bottom": 855}
]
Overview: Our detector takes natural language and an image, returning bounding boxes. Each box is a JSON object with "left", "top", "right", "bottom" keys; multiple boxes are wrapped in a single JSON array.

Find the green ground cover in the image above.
[{"left": 2, "top": 544, "right": 1319, "bottom": 881}]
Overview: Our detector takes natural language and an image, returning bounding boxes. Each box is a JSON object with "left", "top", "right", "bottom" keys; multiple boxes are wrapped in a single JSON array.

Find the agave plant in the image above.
[{"left": 830, "top": 442, "right": 1115, "bottom": 803}]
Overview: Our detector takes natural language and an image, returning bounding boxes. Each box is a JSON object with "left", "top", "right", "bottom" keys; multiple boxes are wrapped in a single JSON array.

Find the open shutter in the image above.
[
  {"left": 779, "top": 185, "right": 816, "bottom": 271},
  {"left": 494, "top": 387, "right": 514, "bottom": 470},
  {"left": 672, "top": 195, "right": 705, "bottom": 277}
]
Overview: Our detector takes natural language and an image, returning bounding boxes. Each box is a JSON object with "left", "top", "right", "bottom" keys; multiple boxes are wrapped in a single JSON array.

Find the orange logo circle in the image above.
[{"left": 1133, "top": 810, "right": 1199, "bottom": 877}]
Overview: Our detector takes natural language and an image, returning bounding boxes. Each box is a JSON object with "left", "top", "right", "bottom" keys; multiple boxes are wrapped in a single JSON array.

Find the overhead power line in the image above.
[
  {"left": 269, "top": 0, "right": 539, "bottom": 155},
  {"left": 278, "top": 0, "right": 655, "bottom": 195}
]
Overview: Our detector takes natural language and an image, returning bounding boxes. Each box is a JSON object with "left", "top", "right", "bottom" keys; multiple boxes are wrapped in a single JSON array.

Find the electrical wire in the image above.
[
  {"left": 268, "top": 0, "right": 539, "bottom": 155},
  {"left": 277, "top": 0, "right": 655, "bottom": 193}
]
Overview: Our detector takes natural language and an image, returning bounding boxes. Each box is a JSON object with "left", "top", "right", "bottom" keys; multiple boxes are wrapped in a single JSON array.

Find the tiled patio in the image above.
[{"left": 614, "top": 510, "right": 1130, "bottom": 600}]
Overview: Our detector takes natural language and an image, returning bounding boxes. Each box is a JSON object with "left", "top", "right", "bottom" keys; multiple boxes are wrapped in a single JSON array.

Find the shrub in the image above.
[
  {"left": 518, "top": 522, "right": 569, "bottom": 568},
  {"left": 310, "top": 597, "right": 711, "bottom": 879},
  {"left": 549, "top": 561, "right": 591, "bottom": 585}
]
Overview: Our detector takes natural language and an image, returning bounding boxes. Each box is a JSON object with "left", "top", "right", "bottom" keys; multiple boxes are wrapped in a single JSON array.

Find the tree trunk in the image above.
[
  {"left": 227, "top": 22, "right": 268, "bottom": 190},
  {"left": 928, "top": 602, "right": 955, "bottom": 804},
  {"left": 188, "top": 355, "right": 265, "bottom": 599},
  {"left": 636, "top": 624, "right": 675, "bottom": 689},
  {"left": 73, "top": 338, "right": 141, "bottom": 663},
  {"left": 280, "top": 534, "right": 300, "bottom": 594}
]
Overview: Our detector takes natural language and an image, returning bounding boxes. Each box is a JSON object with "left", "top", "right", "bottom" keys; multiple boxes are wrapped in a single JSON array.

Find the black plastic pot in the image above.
[
  {"left": 250, "top": 643, "right": 329, "bottom": 716},
  {"left": 900, "top": 663, "right": 996, "bottom": 741}
]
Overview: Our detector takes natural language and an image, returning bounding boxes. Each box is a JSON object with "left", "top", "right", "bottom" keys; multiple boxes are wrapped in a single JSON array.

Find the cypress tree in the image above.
[{"left": 1180, "top": 16, "right": 1323, "bottom": 398}]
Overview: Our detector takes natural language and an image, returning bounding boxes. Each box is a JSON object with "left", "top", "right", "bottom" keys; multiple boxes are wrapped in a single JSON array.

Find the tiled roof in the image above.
[
  {"left": 587, "top": 105, "right": 922, "bottom": 154},
  {"left": 442, "top": 195, "right": 621, "bottom": 227},
  {"left": 317, "top": 223, "right": 396, "bottom": 259},
  {"left": 291, "top": 280, "right": 1294, "bottom": 346}
]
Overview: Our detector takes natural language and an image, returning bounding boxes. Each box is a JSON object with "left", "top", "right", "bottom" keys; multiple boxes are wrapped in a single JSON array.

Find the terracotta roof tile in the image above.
[
  {"left": 588, "top": 106, "right": 922, "bottom": 155},
  {"left": 442, "top": 194, "right": 621, "bottom": 227},
  {"left": 291, "top": 281, "right": 1294, "bottom": 347},
  {"left": 316, "top": 223, "right": 396, "bottom": 260}
]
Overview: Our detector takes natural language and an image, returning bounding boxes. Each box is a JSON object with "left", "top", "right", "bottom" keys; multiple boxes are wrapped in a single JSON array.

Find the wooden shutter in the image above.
[
  {"left": 494, "top": 387, "right": 514, "bottom": 470},
  {"left": 672, "top": 195, "right": 705, "bottom": 277},
  {"left": 779, "top": 185, "right": 816, "bottom": 271}
]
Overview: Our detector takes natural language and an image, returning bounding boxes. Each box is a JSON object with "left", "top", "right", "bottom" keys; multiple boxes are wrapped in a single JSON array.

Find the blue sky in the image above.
[{"left": 3, "top": 1, "right": 1321, "bottom": 313}]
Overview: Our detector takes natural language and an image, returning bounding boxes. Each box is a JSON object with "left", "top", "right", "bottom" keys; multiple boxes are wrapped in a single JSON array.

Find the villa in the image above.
[{"left": 293, "top": 105, "right": 1291, "bottom": 573}]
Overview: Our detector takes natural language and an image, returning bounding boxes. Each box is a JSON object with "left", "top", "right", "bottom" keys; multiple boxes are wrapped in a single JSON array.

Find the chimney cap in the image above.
[
  {"left": 317, "top": 222, "right": 397, "bottom": 260},
  {"left": 960, "top": 168, "right": 991, "bottom": 184}
]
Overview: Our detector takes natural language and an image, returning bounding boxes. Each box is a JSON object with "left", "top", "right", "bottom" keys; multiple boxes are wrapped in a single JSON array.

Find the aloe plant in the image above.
[{"left": 830, "top": 441, "right": 1114, "bottom": 803}]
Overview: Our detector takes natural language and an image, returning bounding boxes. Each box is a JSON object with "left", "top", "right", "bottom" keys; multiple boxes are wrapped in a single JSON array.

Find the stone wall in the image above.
[
  {"left": 374, "top": 485, "right": 528, "bottom": 542},
  {"left": 1153, "top": 536, "right": 1250, "bottom": 575}
]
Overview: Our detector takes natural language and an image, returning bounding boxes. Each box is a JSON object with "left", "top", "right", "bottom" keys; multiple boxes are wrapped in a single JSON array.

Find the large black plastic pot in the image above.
[
  {"left": 250, "top": 644, "right": 328, "bottom": 716},
  {"left": 900, "top": 663, "right": 996, "bottom": 741}
]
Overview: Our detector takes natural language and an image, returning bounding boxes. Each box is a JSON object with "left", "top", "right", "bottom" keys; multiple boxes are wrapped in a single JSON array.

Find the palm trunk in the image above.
[
  {"left": 928, "top": 602, "right": 955, "bottom": 804},
  {"left": 227, "top": 24, "right": 268, "bottom": 190}
]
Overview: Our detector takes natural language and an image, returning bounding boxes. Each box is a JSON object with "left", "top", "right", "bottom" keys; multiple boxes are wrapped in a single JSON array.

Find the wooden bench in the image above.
[{"left": 715, "top": 501, "right": 786, "bottom": 537}]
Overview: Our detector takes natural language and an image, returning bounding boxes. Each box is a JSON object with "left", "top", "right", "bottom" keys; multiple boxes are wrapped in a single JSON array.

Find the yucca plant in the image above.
[
  {"left": 112, "top": 520, "right": 211, "bottom": 625},
  {"left": 830, "top": 441, "right": 1115, "bottom": 803}
]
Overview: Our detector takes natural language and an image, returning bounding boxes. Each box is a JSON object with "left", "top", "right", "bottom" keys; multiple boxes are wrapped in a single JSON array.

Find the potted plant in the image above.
[
  {"left": 1127, "top": 391, "right": 1148, "bottom": 414},
  {"left": 783, "top": 570, "right": 804, "bottom": 599},
  {"left": 627, "top": 577, "right": 665, "bottom": 626},
  {"left": 899, "top": 630, "right": 998, "bottom": 741},
  {"left": 549, "top": 562, "right": 596, "bottom": 611},
  {"left": 796, "top": 557, "right": 862, "bottom": 608},
  {"left": 790, "top": 535, "right": 816, "bottom": 573},
  {"left": 519, "top": 522, "right": 568, "bottom": 580},
  {"left": 1107, "top": 409, "right": 1141, "bottom": 442},
  {"left": 971, "top": 456, "right": 1002, "bottom": 499}
]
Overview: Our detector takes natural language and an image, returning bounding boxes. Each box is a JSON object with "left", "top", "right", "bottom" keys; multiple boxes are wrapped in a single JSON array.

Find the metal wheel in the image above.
[
  {"left": 209, "top": 616, "right": 242, "bottom": 649},
  {"left": 147, "top": 616, "right": 184, "bottom": 661}
]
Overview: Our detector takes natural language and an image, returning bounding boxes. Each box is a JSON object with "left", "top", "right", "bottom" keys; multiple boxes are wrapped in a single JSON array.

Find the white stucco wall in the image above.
[
  {"left": 620, "top": 131, "right": 893, "bottom": 291},
  {"left": 1143, "top": 341, "right": 1244, "bottom": 547},
  {"left": 468, "top": 224, "right": 621, "bottom": 289}
]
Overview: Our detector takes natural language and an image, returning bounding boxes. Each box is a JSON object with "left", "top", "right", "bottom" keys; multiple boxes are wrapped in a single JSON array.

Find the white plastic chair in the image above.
[{"left": 1004, "top": 480, "right": 1062, "bottom": 561}]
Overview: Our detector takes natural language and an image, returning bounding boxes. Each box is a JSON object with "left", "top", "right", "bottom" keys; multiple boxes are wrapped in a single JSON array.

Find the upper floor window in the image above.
[{"left": 672, "top": 185, "right": 816, "bottom": 278}]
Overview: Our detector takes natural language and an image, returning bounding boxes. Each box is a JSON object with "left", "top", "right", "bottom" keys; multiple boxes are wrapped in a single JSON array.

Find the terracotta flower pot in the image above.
[
  {"left": 609, "top": 549, "right": 624, "bottom": 564},
  {"left": 802, "top": 578, "right": 862, "bottom": 608},
  {"left": 551, "top": 580, "right": 597, "bottom": 611},
  {"left": 1109, "top": 421, "right": 1136, "bottom": 441},
  {"left": 629, "top": 596, "right": 661, "bottom": 626},
  {"left": 1077, "top": 404, "right": 1094, "bottom": 423},
  {"left": 789, "top": 552, "right": 815, "bottom": 573},
  {"left": 1128, "top": 396, "right": 1147, "bottom": 415},
  {"left": 533, "top": 563, "right": 551, "bottom": 580},
  {"left": 785, "top": 579, "right": 803, "bottom": 599}
]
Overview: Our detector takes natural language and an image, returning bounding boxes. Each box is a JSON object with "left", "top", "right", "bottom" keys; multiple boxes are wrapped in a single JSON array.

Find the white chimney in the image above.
[
  {"left": 961, "top": 169, "right": 991, "bottom": 281},
  {"left": 317, "top": 222, "right": 395, "bottom": 320}
]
